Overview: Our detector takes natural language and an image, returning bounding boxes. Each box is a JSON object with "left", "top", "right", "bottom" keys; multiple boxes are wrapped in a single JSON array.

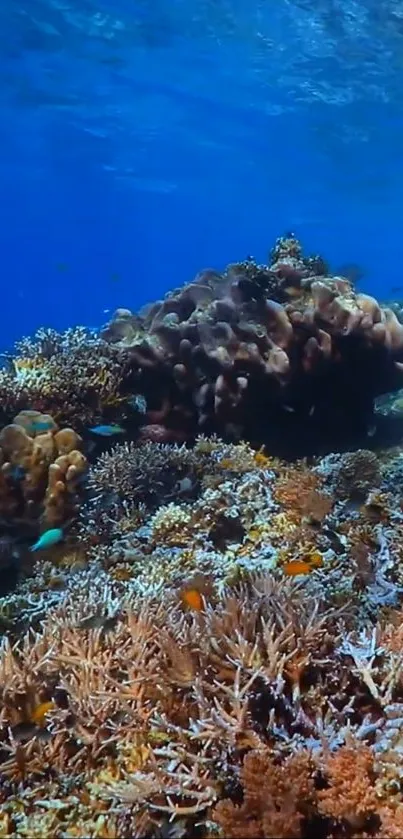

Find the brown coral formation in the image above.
[
  {"left": 215, "top": 742, "right": 397, "bottom": 838},
  {"left": 1, "top": 238, "right": 403, "bottom": 454},
  {"left": 99, "top": 236, "right": 403, "bottom": 452},
  {"left": 214, "top": 750, "right": 317, "bottom": 838},
  {"left": 0, "top": 410, "right": 87, "bottom": 530}
]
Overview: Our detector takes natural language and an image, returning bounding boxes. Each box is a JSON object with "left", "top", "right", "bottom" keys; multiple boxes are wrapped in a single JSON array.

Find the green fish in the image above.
[
  {"left": 89, "top": 424, "right": 125, "bottom": 437},
  {"left": 30, "top": 528, "right": 64, "bottom": 552}
]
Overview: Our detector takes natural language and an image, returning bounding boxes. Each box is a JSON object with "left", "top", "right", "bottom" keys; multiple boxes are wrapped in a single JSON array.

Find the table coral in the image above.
[{"left": 0, "top": 411, "right": 87, "bottom": 531}]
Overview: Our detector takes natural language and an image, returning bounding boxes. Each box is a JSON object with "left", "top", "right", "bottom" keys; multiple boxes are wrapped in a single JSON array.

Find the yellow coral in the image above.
[
  {"left": 148, "top": 503, "right": 192, "bottom": 545},
  {"left": 0, "top": 413, "right": 87, "bottom": 529}
]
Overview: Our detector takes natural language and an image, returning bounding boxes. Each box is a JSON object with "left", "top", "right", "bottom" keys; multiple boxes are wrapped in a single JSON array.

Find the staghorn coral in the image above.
[
  {"left": 1, "top": 432, "right": 403, "bottom": 835},
  {"left": 0, "top": 327, "right": 129, "bottom": 428},
  {"left": 1, "top": 562, "right": 403, "bottom": 837},
  {"left": 0, "top": 410, "right": 87, "bottom": 531}
]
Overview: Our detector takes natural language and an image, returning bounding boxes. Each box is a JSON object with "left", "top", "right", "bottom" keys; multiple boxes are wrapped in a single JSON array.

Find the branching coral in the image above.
[
  {"left": 75, "top": 436, "right": 403, "bottom": 615},
  {"left": 80, "top": 436, "right": 269, "bottom": 553},
  {"left": 214, "top": 742, "right": 388, "bottom": 839},
  {"left": 272, "top": 461, "right": 333, "bottom": 523},
  {"left": 1, "top": 564, "right": 403, "bottom": 837},
  {"left": 0, "top": 574, "right": 347, "bottom": 834},
  {"left": 0, "top": 327, "right": 129, "bottom": 428},
  {"left": 214, "top": 749, "right": 316, "bottom": 838},
  {"left": 316, "top": 449, "right": 382, "bottom": 500}
]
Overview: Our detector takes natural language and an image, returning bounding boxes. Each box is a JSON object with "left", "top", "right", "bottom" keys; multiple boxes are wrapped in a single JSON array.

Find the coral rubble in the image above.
[{"left": 3, "top": 235, "right": 403, "bottom": 837}]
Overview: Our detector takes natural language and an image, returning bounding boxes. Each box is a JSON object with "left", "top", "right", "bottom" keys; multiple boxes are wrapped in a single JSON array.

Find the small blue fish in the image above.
[
  {"left": 10, "top": 465, "right": 26, "bottom": 481},
  {"left": 89, "top": 424, "right": 125, "bottom": 437},
  {"left": 30, "top": 528, "right": 64, "bottom": 552},
  {"left": 30, "top": 420, "right": 54, "bottom": 433}
]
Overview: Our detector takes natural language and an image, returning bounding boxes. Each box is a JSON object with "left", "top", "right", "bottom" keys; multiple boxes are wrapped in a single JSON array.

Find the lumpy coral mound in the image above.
[
  {"left": 100, "top": 234, "right": 403, "bottom": 452},
  {"left": 1, "top": 236, "right": 403, "bottom": 454},
  {"left": 0, "top": 409, "right": 87, "bottom": 530}
]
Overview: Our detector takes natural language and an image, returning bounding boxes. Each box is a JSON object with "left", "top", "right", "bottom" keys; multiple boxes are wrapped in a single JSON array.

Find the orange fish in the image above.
[
  {"left": 179, "top": 572, "right": 214, "bottom": 611},
  {"left": 284, "top": 550, "right": 323, "bottom": 576},
  {"left": 30, "top": 701, "right": 56, "bottom": 726},
  {"left": 283, "top": 560, "right": 313, "bottom": 576},
  {"left": 180, "top": 587, "right": 204, "bottom": 611}
]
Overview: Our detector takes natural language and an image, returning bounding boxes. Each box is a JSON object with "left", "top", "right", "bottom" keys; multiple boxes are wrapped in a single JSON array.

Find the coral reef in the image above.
[
  {"left": 3, "top": 234, "right": 403, "bottom": 837},
  {"left": 0, "top": 435, "right": 403, "bottom": 835},
  {"left": 2, "top": 238, "right": 403, "bottom": 454},
  {"left": 2, "top": 550, "right": 403, "bottom": 837}
]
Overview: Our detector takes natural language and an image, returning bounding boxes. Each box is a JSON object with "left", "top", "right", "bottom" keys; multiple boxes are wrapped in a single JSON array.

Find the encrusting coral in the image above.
[{"left": 4, "top": 234, "right": 403, "bottom": 837}]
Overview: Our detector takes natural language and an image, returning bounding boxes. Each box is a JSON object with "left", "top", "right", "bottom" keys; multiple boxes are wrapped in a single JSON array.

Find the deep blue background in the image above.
[{"left": 1, "top": 0, "right": 403, "bottom": 349}]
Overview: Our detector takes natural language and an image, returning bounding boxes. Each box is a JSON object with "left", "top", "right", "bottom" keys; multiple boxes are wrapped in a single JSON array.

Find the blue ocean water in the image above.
[{"left": 1, "top": 0, "right": 403, "bottom": 349}]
